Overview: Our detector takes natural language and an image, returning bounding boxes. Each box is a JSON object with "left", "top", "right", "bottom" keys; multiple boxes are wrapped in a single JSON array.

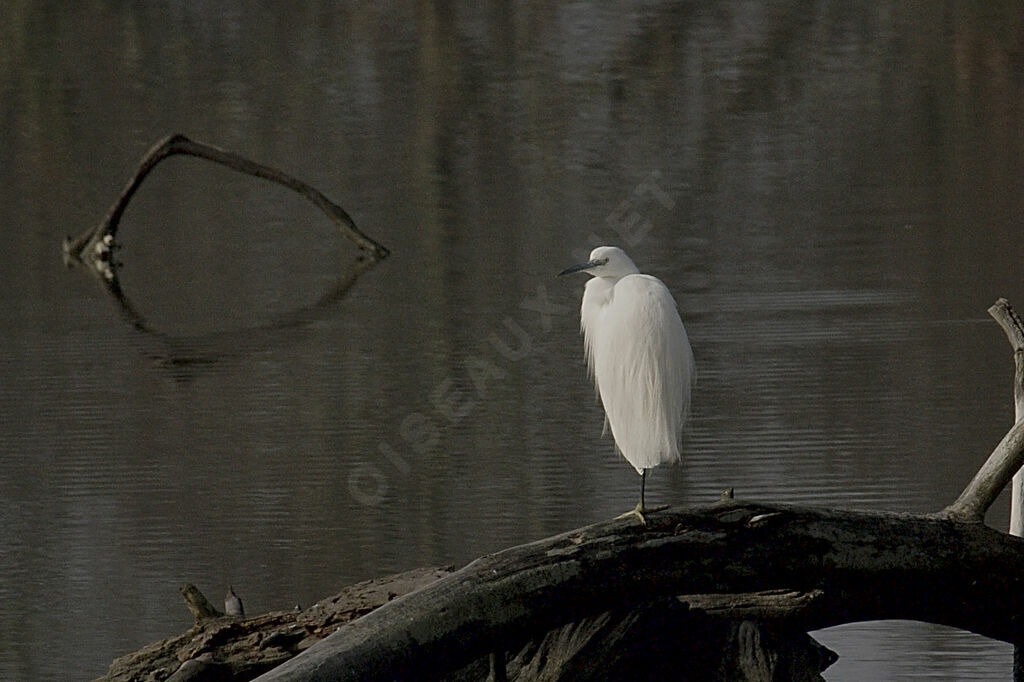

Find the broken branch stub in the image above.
[
  {"left": 988, "top": 298, "right": 1024, "bottom": 422},
  {"left": 181, "top": 583, "right": 223, "bottom": 621}
]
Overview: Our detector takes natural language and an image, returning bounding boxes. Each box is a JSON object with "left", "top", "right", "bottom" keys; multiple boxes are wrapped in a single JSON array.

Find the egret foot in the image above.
[{"left": 615, "top": 503, "right": 668, "bottom": 525}]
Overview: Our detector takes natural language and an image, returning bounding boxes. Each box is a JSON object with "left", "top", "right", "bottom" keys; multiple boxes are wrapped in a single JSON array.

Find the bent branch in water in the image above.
[{"left": 62, "top": 133, "right": 389, "bottom": 271}]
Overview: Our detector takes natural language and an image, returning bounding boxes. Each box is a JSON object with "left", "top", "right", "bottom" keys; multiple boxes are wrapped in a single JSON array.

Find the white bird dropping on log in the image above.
[{"left": 560, "top": 246, "right": 695, "bottom": 522}]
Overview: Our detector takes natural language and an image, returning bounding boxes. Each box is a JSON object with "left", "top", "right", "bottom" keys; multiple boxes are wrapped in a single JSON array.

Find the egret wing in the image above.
[{"left": 591, "top": 274, "right": 693, "bottom": 473}]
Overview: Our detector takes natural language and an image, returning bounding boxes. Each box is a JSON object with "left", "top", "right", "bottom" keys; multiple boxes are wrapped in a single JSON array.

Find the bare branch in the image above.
[
  {"left": 938, "top": 300, "right": 1024, "bottom": 524},
  {"left": 989, "top": 299, "right": 1024, "bottom": 542},
  {"left": 989, "top": 298, "right": 1024, "bottom": 421},
  {"left": 940, "top": 419, "right": 1024, "bottom": 522},
  {"left": 61, "top": 135, "right": 391, "bottom": 378},
  {"left": 989, "top": 298, "right": 1024, "bottom": 353},
  {"left": 63, "top": 134, "right": 389, "bottom": 270}
]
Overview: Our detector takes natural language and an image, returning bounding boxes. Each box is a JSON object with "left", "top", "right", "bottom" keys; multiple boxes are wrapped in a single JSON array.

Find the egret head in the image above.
[{"left": 559, "top": 246, "right": 639, "bottom": 279}]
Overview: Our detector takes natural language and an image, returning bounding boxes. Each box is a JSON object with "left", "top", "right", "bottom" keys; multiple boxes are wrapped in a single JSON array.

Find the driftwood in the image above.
[
  {"left": 96, "top": 566, "right": 836, "bottom": 682},
  {"left": 63, "top": 133, "right": 388, "bottom": 272},
  {"left": 249, "top": 501, "right": 1024, "bottom": 682},
  {"left": 61, "top": 135, "right": 390, "bottom": 380},
  {"left": 61, "top": 133, "right": 388, "bottom": 309},
  {"left": 181, "top": 583, "right": 224, "bottom": 621},
  {"left": 990, "top": 299, "right": 1024, "bottom": 680},
  {"left": 993, "top": 298, "right": 1024, "bottom": 534},
  {"left": 93, "top": 300, "right": 1024, "bottom": 681}
]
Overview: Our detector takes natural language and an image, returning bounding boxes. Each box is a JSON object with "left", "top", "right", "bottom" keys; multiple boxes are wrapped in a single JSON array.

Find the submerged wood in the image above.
[
  {"left": 61, "top": 135, "right": 390, "bottom": 377},
  {"left": 505, "top": 598, "right": 835, "bottom": 681},
  {"left": 63, "top": 133, "right": 389, "bottom": 271}
]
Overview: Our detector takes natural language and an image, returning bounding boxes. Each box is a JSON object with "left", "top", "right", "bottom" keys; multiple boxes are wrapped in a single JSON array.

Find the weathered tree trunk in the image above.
[
  {"left": 96, "top": 567, "right": 835, "bottom": 682},
  {"left": 251, "top": 499, "right": 1024, "bottom": 682}
]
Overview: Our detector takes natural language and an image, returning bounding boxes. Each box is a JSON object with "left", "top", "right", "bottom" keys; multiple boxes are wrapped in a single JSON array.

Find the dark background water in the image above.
[{"left": 2, "top": 3, "right": 1023, "bottom": 679}]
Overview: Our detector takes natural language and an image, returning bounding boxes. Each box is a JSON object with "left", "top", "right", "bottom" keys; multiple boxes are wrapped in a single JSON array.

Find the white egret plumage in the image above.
[{"left": 560, "top": 246, "right": 695, "bottom": 522}]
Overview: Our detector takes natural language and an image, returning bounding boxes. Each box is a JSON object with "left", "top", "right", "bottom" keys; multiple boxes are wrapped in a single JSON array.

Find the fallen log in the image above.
[
  {"left": 97, "top": 565, "right": 835, "bottom": 681},
  {"left": 97, "top": 569, "right": 837, "bottom": 681},
  {"left": 248, "top": 298, "right": 1024, "bottom": 681},
  {"left": 253, "top": 499, "right": 1024, "bottom": 682},
  {"left": 95, "top": 300, "right": 1024, "bottom": 681}
]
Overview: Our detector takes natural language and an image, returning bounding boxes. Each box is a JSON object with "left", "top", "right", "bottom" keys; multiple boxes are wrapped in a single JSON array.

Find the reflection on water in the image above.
[
  {"left": 1, "top": 2, "right": 1023, "bottom": 680},
  {"left": 817, "top": 622, "right": 1013, "bottom": 681}
]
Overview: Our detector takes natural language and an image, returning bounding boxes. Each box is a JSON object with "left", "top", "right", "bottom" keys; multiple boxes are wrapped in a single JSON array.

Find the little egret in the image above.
[{"left": 560, "top": 246, "right": 694, "bottom": 523}]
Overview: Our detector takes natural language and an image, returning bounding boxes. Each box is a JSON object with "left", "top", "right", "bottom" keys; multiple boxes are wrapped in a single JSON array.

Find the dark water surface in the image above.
[{"left": 2, "top": 3, "right": 1023, "bottom": 679}]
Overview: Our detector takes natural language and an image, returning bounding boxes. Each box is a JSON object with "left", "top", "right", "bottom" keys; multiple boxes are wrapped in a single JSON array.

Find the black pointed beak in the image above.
[{"left": 558, "top": 259, "right": 603, "bottom": 276}]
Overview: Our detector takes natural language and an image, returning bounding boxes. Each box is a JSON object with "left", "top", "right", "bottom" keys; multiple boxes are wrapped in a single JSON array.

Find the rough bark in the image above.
[
  {"left": 97, "top": 571, "right": 837, "bottom": 682},
  {"left": 97, "top": 568, "right": 836, "bottom": 682},
  {"left": 94, "top": 567, "right": 455, "bottom": 682},
  {"left": 504, "top": 599, "right": 835, "bottom": 681},
  {"left": 181, "top": 583, "right": 224, "bottom": 620}
]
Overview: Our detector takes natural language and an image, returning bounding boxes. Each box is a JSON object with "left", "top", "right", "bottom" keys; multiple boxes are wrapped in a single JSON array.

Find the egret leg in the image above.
[
  {"left": 641, "top": 468, "right": 647, "bottom": 509},
  {"left": 615, "top": 470, "right": 668, "bottom": 525}
]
